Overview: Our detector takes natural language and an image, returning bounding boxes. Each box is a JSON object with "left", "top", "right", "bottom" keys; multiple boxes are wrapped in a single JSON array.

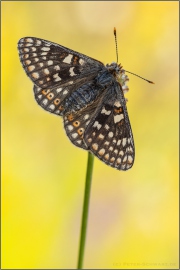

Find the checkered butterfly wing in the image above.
[
  {"left": 64, "top": 80, "right": 135, "bottom": 170},
  {"left": 84, "top": 85, "right": 134, "bottom": 170},
  {"left": 18, "top": 37, "right": 104, "bottom": 115}
]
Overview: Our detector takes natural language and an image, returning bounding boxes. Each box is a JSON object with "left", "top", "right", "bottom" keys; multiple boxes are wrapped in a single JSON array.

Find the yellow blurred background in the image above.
[{"left": 2, "top": 1, "right": 178, "bottom": 269}]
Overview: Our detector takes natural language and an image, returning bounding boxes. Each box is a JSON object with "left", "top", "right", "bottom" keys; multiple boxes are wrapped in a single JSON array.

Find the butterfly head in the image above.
[{"left": 106, "top": 62, "right": 129, "bottom": 93}]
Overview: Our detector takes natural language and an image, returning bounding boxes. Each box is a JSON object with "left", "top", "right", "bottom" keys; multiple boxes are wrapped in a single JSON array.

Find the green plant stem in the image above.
[{"left": 77, "top": 152, "right": 94, "bottom": 269}]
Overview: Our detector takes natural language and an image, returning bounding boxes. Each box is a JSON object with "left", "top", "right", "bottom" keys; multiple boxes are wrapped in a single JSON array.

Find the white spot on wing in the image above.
[
  {"left": 114, "top": 100, "right": 121, "bottom": 107},
  {"left": 98, "top": 148, "right": 105, "bottom": 156},
  {"left": 79, "top": 59, "right": 84, "bottom": 65},
  {"left": 116, "top": 158, "right": 121, "bottom": 164},
  {"left": 104, "top": 141, "right": 109, "bottom": 146},
  {"left": 32, "top": 72, "right": 39, "bottom": 79},
  {"left": 37, "top": 94, "right": 42, "bottom": 99},
  {"left": 119, "top": 150, "right": 124, "bottom": 156},
  {"left": 98, "top": 134, "right": 104, "bottom": 139},
  {"left": 110, "top": 157, "right": 115, "bottom": 162},
  {"left": 84, "top": 114, "right": 89, "bottom": 120},
  {"left": 53, "top": 73, "right": 61, "bottom": 82},
  {"left": 105, "top": 124, "right": 110, "bottom": 130},
  {"left": 56, "top": 88, "right": 62, "bottom": 93},
  {"left": 44, "top": 68, "right": 50, "bottom": 75},
  {"left": 26, "top": 38, "right": 33, "bottom": 42},
  {"left": 35, "top": 87, "right": 41, "bottom": 93},
  {"left": 128, "top": 156, "right": 133, "bottom": 163},
  {"left": 25, "top": 43, "right": 32, "bottom": 47},
  {"left": 93, "top": 121, "right": 102, "bottom": 130},
  {"left": 25, "top": 60, "right": 31, "bottom": 65},
  {"left": 72, "top": 133, "right": 78, "bottom": 138},
  {"left": 123, "top": 156, "right": 127, "bottom": 162},
  {"left": 67, "top": 125, "right": 73, "bottom": 131},
  {"left": 28, "top": 65, "right": 35, "bottom": 71},
  {"left": 41, "top": 47, "right": 50, "bottom": 51},
  {"left": 54, "top": 65, "right": 60, "bottom": 71},
  {"left": 49, "top": 104, "right": 55, "bottom": 110},
  {"left": 122, "top": 138, "right": 126, "bottom": 146},
  {"left": 63, "top": 54, "right": 73, "bottom": 64},
  {"left": 48, "top": 60, "right": 53, "bottom": 65},
  {"left": 36, "top": 40, "right": 42, "bottom": 45},
  {"left": 117, "top": 140, "right": 121, "bottom": 146},
  {"left": 114, "top": 114, "right": 124, "bottom": 123},
  {"left": 69, "top": 67, "right": 76, "bottom": 76},
  {"left": 63, "top": 90, "right": 68, "bottom": 95},
  {"left": 101, "top": 107, "right": 111, "bottom": 115},
  {"left": 92, "top": 143, "right": 98, "bottom": 151},
  {"left": 42, "top": 99, "right": 48, "bottom": 105},
  {"left": 108, "top": 131, "right": 113, "bottom": 138}
]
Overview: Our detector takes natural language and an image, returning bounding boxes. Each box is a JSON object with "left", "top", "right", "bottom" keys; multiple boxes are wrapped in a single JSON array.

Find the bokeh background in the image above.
[{"left": 2, "top": 1, "right": 179, "bottom": 269}]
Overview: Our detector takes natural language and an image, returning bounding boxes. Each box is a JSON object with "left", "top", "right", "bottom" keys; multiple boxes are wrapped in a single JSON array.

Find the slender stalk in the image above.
[{"left": 77, "top": 152, "right": 94, "bottom": 269}]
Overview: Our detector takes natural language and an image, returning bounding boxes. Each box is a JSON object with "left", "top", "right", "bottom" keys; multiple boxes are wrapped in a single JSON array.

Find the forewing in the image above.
[
  {"left": 84, "top": 89, "right": 135, "bottom": 171},
  {"left": 18, "top": 37, "right": 103, "bottom": 89}
]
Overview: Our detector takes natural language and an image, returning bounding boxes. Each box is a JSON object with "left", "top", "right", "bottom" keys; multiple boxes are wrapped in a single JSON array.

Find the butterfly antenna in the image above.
[
  {"left": 114, "top": 28, "right": 154, "bottom": 84},
  {"left": 125, "top": 70, "right": 155, "bottom": 84},
  {"left": 114, "top": 27, "right": 118, "bottom": 63}
]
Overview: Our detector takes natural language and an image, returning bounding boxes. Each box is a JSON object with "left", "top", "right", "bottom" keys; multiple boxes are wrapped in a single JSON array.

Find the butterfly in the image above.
[{"left": 17, "top": 36, "right": 134, "bottom": 170}]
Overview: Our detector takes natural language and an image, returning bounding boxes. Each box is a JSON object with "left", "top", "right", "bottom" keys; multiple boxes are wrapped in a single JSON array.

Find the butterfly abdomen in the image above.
[{"left": 63, "top": 81, "right": 103, "bottom": 113}]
